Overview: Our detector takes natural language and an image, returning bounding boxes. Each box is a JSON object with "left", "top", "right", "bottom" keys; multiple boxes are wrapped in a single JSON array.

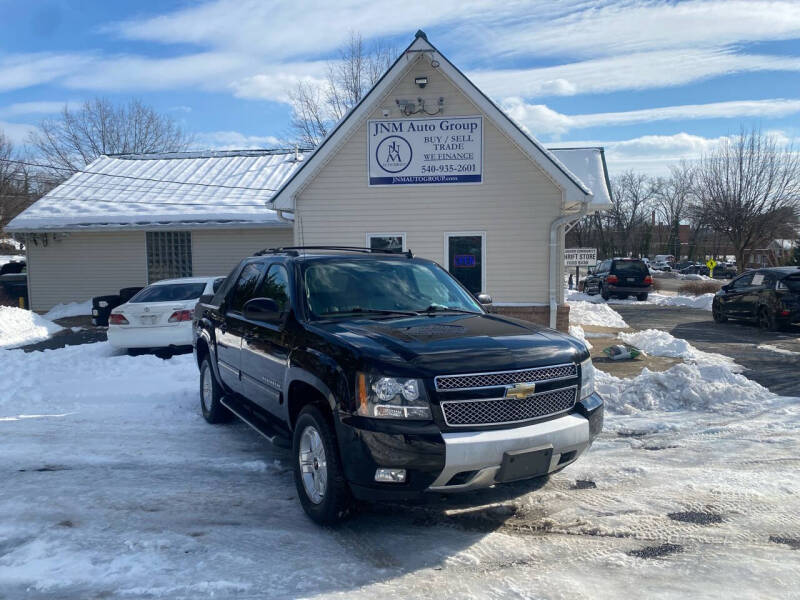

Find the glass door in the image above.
[{"left": 446, "top": 233, "right": 484, "bottom": 294}]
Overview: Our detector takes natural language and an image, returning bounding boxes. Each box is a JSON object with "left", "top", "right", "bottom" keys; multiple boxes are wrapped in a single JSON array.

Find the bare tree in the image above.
[
  {"left": 652, "top": 162, "right": 695, "bottom": 259},
  {"left": 694, "top": 128, "right": 800, "bottom": 272},
  {"left": 0, "top": 132, "right": 35, "bottom": 232},
  {"left": 29, "top": 98, "right": 192, "bottom": 173},
  {"left": 609, "top": 171, "right": 656, "bottom": 257},
  {"left": 288, "top": 32, "right": 396, "bottom": 146}
]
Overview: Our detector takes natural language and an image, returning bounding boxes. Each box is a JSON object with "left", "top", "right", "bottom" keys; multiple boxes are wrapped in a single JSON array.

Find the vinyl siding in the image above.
[
  {"left": 191, "top": 227, "right": 293, "bottom": 277},
  {"left": 27, "top": 231, "right": 146, "bottom": 311},
  {"left": 294, "top": 55, "right": 564, "bottom": 304}
]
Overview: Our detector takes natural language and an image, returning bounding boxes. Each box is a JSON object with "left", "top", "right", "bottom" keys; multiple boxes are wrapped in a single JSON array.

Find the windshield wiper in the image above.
[
  {"left": 319, "top": 307, "right": 419, "bottom": 317},
  {"left": 420, "top": 305, "right": 481, "bottom": 315}
]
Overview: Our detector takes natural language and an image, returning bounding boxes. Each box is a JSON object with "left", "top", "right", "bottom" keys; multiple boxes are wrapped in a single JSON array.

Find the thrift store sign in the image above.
[{"left": 368, "top": 116, "right": 482, "bottom": 185}]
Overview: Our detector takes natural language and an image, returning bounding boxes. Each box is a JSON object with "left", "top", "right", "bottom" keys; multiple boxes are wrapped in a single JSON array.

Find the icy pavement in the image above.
[{"left": 1, "top": 342, "right": 799, "bottom": 599}]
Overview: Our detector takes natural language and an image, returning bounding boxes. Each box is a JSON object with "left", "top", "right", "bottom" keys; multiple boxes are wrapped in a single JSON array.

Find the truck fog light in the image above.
[{"left": 375, "top": 468, "right": 406, "bottom": 483}]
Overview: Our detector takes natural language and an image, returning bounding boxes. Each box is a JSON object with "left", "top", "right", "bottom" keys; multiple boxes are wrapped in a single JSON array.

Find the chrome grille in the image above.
[
  {"left": 434, "top": 364, "right": 577, "bottom": 391},
  {"left": 441, "top": 386, "right": 577, "bottom": 427}
]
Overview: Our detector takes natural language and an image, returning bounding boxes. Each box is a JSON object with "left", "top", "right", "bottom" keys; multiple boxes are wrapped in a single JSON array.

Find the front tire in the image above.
[
  {"left": 293, "top": 405, "right": 352, "bottom": 525},
  {"left": 712, "top": 301, "right": 727, "bottom": 323},
  {"left": 200, "top": 358, "right": 233, "bottom": 424}
]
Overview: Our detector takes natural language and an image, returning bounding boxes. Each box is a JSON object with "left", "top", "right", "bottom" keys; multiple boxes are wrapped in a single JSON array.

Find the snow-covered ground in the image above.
[
  {"left": 567, "top": 289, "right": 714, "bottom": 311},
  {"left": 1, "top": 336, "right": 798, "bottom": 598},
  {"left": 0, "top": 306, "right": 63, "bottom": 349},
  {"left": 0, "top": 254, "right": 24, "bottom": 268}
]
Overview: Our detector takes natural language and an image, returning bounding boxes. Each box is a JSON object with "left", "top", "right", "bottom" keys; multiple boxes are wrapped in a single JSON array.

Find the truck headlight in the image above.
[
  {"left": 356, "top": 373, "right": 431, "bottom": 419},
  {"left": 580, "top": 358, "right": 595, "bottom": 400}
]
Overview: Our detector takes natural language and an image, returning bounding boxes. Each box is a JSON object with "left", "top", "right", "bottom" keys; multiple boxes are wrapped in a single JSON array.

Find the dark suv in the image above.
[
  {"left": 193, "top": 247, "right": 603, "bottom": 524},
  {"left": 712, "top": 267, "right": 800, "bottom": 330},
  {"left": 583, "top": 258, "right": 653, "bottom": 301}
]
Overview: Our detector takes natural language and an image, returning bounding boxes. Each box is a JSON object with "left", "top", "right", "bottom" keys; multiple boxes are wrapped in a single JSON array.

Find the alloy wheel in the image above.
[
  {"left": 299, "top": 425, "right": 327, "bottom": 505},
  {"left": 201, "top": 364, "right": 213, "bottom": 412}
]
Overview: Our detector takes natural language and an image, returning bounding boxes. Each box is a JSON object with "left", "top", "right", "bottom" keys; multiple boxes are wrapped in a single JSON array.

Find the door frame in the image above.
[{"left": 444, "top": 231, "right": 487, "bottom": 294}]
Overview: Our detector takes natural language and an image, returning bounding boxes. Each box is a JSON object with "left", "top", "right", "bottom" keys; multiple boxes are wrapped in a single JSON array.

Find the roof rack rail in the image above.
[{"left": 253, "top": 246, "right": 413, "bottom": 258}]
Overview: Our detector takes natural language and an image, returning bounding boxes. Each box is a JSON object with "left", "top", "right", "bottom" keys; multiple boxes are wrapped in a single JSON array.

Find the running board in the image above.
[{"left": 221, "top": 396, "right": 292, "bottom": 449}]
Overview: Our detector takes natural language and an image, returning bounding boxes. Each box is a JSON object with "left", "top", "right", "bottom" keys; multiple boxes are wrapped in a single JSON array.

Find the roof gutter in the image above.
[
  {"left": 549, "top": 199, "right": 590, "bottom": 329},
  {"left": 276, "top": 209, "right": 294, "bottom": 223}
]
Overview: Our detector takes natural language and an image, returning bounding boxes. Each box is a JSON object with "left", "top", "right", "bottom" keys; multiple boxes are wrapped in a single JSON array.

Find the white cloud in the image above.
[
  {"left": 503, "top": 98, "right": 800, "bottom": 136},
  {"left": 0, "top": 101, "right": 68, "bottom": 117},
  {"left": 194, "top": 130, "right": 284, "bottom": 150},
  {"left": 486, "top": 0, "right": 800, "bottom": 59},
  {"left": 0, "top": 53, "right": 93, "bottom": 92},
  {"left": 0, "top": 120, "right": 36, "bottom": 145},
  {"left": 473, "top": 49, "right": 800, "bottom": 99}
]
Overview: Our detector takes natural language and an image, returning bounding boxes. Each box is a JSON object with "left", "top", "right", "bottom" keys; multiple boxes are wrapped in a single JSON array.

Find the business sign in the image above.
[
  {"left": 564, "top": 248, "right": 597, "bottom": 267},
  {"left": 368, "top": 116, "right": 482, "bottom": 185}
]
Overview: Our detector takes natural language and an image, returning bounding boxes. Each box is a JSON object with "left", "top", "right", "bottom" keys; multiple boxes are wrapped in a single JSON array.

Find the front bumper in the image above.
[{"left": 338, "top": 393, "right": 603, "bottom": 501}]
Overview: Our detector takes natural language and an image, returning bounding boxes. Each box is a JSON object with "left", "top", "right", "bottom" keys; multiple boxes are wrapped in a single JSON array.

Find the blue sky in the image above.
[{"left": 2, "top": 0, "right": 800, "bottom": 174}]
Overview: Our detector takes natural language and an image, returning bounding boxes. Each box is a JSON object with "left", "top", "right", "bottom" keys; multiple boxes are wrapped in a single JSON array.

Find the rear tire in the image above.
[
  {"left": 293, "top": 405, "right": 352, "bottom": 525},
  {"left": 600, "top": 285, "right": 610, "bottom": 301},
  {"left": 200, "top": 358, "right": 233, "bottom": 424},
  {"left": 637, "top": 293, "right": 648, "bottom": 301},
  {"left": 758, "top": 306, "right": 778, "bottom": 331}
]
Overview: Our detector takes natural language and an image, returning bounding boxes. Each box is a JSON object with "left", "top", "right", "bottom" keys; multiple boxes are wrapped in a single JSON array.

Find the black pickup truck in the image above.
[{"left": 193, "top": 247, "right": 603, "bottom": 524}]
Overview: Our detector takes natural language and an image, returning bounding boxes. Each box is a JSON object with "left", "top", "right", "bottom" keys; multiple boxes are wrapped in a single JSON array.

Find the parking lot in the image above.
[{"left": 1, "top": 293, "right": 798, "bottom": 599}]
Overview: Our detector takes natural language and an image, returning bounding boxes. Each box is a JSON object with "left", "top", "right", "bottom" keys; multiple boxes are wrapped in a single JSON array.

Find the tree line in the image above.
[{"left": 569, "top": 130, "right": 800, "bottom": 270}]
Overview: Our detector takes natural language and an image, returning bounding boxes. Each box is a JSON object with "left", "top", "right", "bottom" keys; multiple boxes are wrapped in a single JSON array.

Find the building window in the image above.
[
  {"left": 146, "top": 231, "right": 192, "bottom": 282},
  {"left": 366, "top": 233, "right": 406, "bottom": 252},
  {"left": 444, "top": 232, "right": 486, "bottom": 294}
]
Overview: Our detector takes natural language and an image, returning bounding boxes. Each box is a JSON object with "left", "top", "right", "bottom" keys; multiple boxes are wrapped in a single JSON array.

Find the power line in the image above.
[{"left": 0, "top": 158, "right": 286, "bottom": 192}]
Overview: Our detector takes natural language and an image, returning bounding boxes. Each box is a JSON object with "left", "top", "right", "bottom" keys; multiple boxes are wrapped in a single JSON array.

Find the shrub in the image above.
[{"left": 679, "top": 281, "right": 721, "bottom": 295}]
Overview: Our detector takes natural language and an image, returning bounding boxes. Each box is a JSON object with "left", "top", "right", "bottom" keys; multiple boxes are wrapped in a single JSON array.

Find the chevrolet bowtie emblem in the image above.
[{"left": 505, "top": 382, "right": 536, "bottom": 400}]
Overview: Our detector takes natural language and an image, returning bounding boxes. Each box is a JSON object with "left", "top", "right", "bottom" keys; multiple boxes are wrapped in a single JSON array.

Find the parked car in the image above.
[
  {"left": 108, "top": 277, "right": 223, "bottom": 351},
  {"left": 651, "top": 260, "right": 672, "bottom": 272},
  {"left": 193, "top": 247, "right": 604, "bottom": 525},
  {"left": 583, "top": 258, "right": 653, "bottom": 301},
  {"left": 712, "top": 267, "right": 800, "bottom": 330}
]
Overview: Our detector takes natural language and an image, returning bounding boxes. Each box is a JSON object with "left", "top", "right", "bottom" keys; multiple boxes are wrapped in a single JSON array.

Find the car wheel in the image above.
[
  {"left": 637, "top": 293, "right": 648, "bottom": 301},
  {"left": 600, "top": 285, "right": 610, "bottom": 301},
  {"left": 757, "top": 307, "right": 778, "bottom": 331},
  {"left": 293, "top": 405, "right": 352, "bottom": 525},
  {"left": 200, "top": 358, "right": 233, "bottom": 424},
  {"left": 712, "top": 301, "right": 727, "bottom": 323}
]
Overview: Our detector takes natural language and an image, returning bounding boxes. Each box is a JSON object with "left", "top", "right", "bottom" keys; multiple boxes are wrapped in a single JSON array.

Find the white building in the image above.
[{"left": 6, "top": 31, "right": 611, "bottom": 330}]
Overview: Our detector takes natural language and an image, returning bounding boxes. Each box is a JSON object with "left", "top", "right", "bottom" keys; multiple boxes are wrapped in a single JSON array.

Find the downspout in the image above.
[{"left": 548, "top": 200, "right": 590, "bottom": 329}]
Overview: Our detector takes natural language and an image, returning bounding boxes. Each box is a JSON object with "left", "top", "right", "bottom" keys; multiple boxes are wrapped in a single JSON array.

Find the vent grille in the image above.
[
  {"left": 435, "top": 364, "right": 577, "bottom": 391},
  {"left": 441, "top": 386, "right": 577, "bottom": 427}
]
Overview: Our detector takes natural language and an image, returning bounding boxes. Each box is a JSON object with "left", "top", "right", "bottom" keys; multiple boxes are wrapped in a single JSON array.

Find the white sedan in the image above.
[{"left": 107, "top": 277, "right": 223, "bottom": 351}]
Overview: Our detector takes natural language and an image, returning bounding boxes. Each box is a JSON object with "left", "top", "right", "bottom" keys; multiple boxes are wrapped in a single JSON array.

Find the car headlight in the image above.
[
  {"left": 356, "top": 373, "right": 431, "bottom": 420},
  {"left": 580, "top": 358, "right": 595, "bottom": 400}
]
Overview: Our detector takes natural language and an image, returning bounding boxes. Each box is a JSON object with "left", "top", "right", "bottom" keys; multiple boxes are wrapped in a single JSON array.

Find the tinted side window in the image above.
[
  {"left": 229, "top": 263, "right": 266, "bottom": 313},
  {"left": 257, "top": 264, "right": 291, "bottom": 312},
  {"left": 732, "top": 273, "right": 754, "bottom": 289}
]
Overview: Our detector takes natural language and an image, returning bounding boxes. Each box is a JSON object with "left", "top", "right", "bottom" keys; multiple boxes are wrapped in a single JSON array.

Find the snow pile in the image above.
[
  {"left": 0, "top": 255, "right": 23, "bottom": 267},
  {"left": 44, "top": 300, "right": 92, "bottom": 321},
  {"left": 618, "top": 329, "right": 739, "bottom": 370},
  {"left": 0, "top": 307, "right": 62, "bottom": 349},
  {"left": 568, "top": 325, "right": 592, "bottom": 350},
  {"left": 568, "top": 300, "right": 628, "bottom": 328},
  {"left": 596, "top": 363, "right": 778, "bottom": 415},
  {"left": 648, "top": 292, "right": 715, "bottom": 311}
]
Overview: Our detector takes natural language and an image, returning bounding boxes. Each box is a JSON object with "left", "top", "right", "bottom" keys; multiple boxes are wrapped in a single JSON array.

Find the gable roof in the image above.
[
  {"left": 548, "top": 147, "right": 613, "bottom": 210},
  {"left": 6, "top": 149, "right": 308, "bottom": 232},
  {"left": 268, "top": 31, "right": 599, "bottom": 211}
]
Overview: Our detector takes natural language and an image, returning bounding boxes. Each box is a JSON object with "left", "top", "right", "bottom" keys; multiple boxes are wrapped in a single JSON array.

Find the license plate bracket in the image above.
[{"left": 496, "top": 446, "right": 553, "bottom": 483}]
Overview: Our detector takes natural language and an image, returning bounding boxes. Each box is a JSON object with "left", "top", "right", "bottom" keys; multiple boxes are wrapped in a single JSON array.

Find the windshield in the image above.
[
  {"left": 130, "top": 282, "right": 207, "bottom": 303},
  {"left": 302, "top": 259, "right": 483, "bottom": 317},
  {"left": 613, "top": 261, "right": 649, "bottom": 276}
]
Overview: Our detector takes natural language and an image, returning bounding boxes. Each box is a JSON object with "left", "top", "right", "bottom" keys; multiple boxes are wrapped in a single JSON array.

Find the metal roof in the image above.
[{"left": 5, "top": 149, "right": 308, "bottom": 232}]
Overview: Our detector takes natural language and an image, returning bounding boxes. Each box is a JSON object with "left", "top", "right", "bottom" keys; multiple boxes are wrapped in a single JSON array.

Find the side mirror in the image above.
[
  {"left": 720, "top": 284, "right": 730, "bottom": 292},
  {"left": 477, "top": 293, "right": 493, "bottom": 306},
  {"left": 244, "top": 297, "right": 281, "bottom": 323}
]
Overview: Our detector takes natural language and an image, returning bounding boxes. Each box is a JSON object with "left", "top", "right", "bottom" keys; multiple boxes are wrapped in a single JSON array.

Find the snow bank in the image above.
[
  {"left": 568, "top": 325, "right": 592, "bottom": 350},
  {"left": 0, "top": 255, "right": 23, "bottom": 267},
  {"left": 596, "top": 363, "right": 777, "bottom": 415},
  {"left": 618, "top": 328, "right": 739, "bottom": 370},
  {"left": 568, "top": 300, "right": 628, "bottom": 328},
  {"left": 648, "top": 292, "right": 715, "bottom": 311},
  {"left": 44, "top": 300, "right": 92, "bottom": 321},
  {"left": 0, "top": 307, "right": 62, "bottom": 349}
]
